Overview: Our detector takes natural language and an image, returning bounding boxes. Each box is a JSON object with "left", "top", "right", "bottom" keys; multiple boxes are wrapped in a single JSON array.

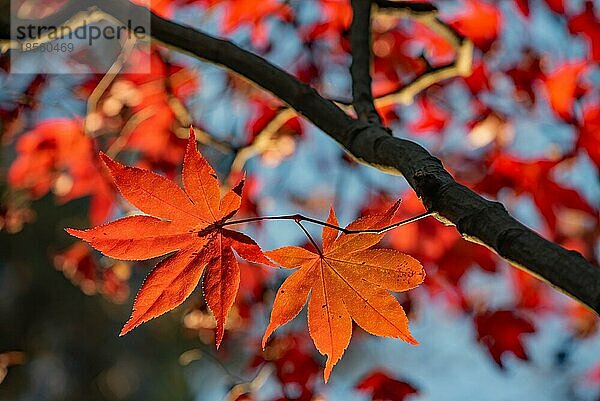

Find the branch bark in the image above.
[
  {"left": 373, "top": 0, "right": 438, "bottom": 13},
  {"left": 349, "top": 0, "right": 380, "bottom": 123},
  {"left": 2, "top": 0, "right": 599, "bottom": 314}
]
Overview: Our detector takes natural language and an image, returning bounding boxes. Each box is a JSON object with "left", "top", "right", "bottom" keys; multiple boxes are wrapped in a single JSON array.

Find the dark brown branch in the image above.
[
  {"left": 349, "top": 0, "right": 380, "bottom": 124},
  {"left": 332, "top": 9, "right": 472, "bottom": 108},
  {"left": 2, "top": 1, "right": 600, "bottom": 314},
  {"left": 373, "top": 0, "right": 438, "bottom": 13}
]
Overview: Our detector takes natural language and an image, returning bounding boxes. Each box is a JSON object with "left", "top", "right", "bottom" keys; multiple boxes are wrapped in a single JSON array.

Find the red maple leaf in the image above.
[
  {"left": 408, "top": 96, "right": 450, "bottom": 135},
  {"left": 301, "top": 0, "right": 352, "bottom": 44},
  {"left": 544, "top": 0, "right": 565, "bottom": 14},
  {"left": 515, "top": 0, "right": 530, "bottom": 17},
  {"left": 577, "top": 104, "right": 600, "bottom": 168},
  {"left": 448, "top": 0, "right": 502, "bottom": 50},
  {"left": 67, "top": 128, "right": 274, "bottom": 346},
  {"left": 255, "top": 334, "right": 320, "bottom": 401},
  {"left": 8, "top": 119, "right": 114, "bottom": 225},
  {"left": 356, "top": 370, "right": 418, "bottom": 401},
  {"left": 568, "top": 1, "right": 600, "bottom": 61},
  {"left": 474, "top": 153, "right": 596, "bottom": 233},
  {"left": 372, "top": 29, "right": 426, "bottom": 95},
  {"left": 505, "top": 49, "right": 544, "bottom": 104},
  {"left": 542, "top": 61, "right": 588, "bottom": 122},
  {"left": 410, "top": 20, "right": 456, "bottom": 65},
  {"left": 210, "top": 0, "right": 293, "bottom": 48},
  {"left": 463, "top": 60, "right": 492, "bottom": 95},
  {"left": 474, "top": 310, "right": 535, "bottom": 366}
]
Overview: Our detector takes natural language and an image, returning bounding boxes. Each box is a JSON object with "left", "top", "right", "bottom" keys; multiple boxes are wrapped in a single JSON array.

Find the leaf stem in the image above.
[
  {"left": 295, "top": 221, "right": 324, "bottom": 257},
  {"left": 219, "top": 211, "right": 433, "bottom": 235}
]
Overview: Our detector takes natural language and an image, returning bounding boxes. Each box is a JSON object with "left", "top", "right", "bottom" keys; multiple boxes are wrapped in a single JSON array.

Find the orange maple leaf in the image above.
[
  {"left": 67, "top": 128, "right": 273, "bottom": 346},
  {"left": 263, "top": 203, "right": 425, "bottom": 382},
  {"left": 542, "top": 61, "right": 588, "bottom": 121}
]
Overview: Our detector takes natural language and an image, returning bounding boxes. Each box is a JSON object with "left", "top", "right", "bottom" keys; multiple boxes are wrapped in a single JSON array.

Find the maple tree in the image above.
[{"left": 1, "top": 0, "right": 599, "bottom": 399}]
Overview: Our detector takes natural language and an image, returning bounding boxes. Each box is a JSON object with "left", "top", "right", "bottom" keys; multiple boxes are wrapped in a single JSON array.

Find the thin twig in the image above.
[
  {"left": 336, "top": 10, "right": 473, "bottom": 108},
  {"left": 104, "top": 106, "right": 157, "bottom": 158},
  {"left": 179, "top": 347, "right": 247, "bottom": 384},
  {"left": 295, "top": 221, "right": 324, "bottom": 256},
  {"left": 224, "top": 364, "right": 274, "bottom": 401},
  {"left": 219, "top": 211, "right": 433, "bottom": 235},
  {"left": 230, "top": 107, "right": 297, "bottom": 175},
  {"left": 84, "top": 36, "right": 137, "bottom": 135},
  {"left": 159, "top": 52, "right": 236, "bottom": 154}
]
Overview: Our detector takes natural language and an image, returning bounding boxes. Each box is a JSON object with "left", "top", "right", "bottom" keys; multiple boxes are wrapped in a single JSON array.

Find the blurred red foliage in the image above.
[
  {"left": 356, "top": 370, "right": 418, "bottom": 401},
  {"left": 474, "top": 310, "right": 536, "bottom": 366}
]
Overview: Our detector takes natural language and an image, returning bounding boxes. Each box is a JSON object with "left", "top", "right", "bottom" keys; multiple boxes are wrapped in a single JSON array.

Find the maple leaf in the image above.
[
  {"left": 203, "top": 0, "right": 293, "bottom": 48},
  {"left": 355, "top": 370, "right": 418, "bottom": 401},
  {"left": 301, "top": 0, "right": 352, "bottom": 43},
  {"left": 544, "top": 0, "right": 565, "bottom": 14},
  {"left": 408, "top": 96, "right": 450, "bottom": 135},
  {"left": 262, "top": 203, "right": 425, "bottom": 382},
  {"left": 505, "top": 49, "right": 544, "bottom": 104},
  {"left": 542, "top": 61, "right": 588, "bottom": 122},
  {"left": 568, "top": 1, "right": 600, "bottom": 61},
  {"left": 8, "top": 118, "right": 114, "bottom": 225},
  {"left": 474, "top": 310, "right": 535, "bottom": 366},
  {"left": 463, "top": 61, "right": 492, "bottom": 95},
  {"left": 253, "top": 333, "right": 320, "bottom": 400},
  {"left": 66, "top": 128, "right": 273, "bottom": 346},
  {"left": 411, "top": 21, "right": 456, "bottom": 65},
  {"left": 372, "top": 29, "right": 426, "bottom": 94},
  {"left": 578, "top": 104, "right": 600, "bottom": 168},
  {"left": 448, "top": 0, "right": 502, "bottom": 50},
  {"left": 474, "top": 153, "right": 596, "bottom": 233},
  {"left": 515, "top": 0, "right": 530, "bottom": 18}
]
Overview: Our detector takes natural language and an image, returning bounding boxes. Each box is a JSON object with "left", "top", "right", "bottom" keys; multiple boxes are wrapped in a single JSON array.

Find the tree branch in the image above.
[
  {"left": 349, "top": 0, "right": 380, "bottom": 123},
  {"left": 372, "top": 13, "right": 473, "bottom": 106},
  {"left": 332, "top": 8, "right": 472, "bottom": 109},
  {"left": 373, "top": 0, "right": 438, "bottom": 14},
  {"left": 2, "top": 0, "right": 599, "bottom": 314}
]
